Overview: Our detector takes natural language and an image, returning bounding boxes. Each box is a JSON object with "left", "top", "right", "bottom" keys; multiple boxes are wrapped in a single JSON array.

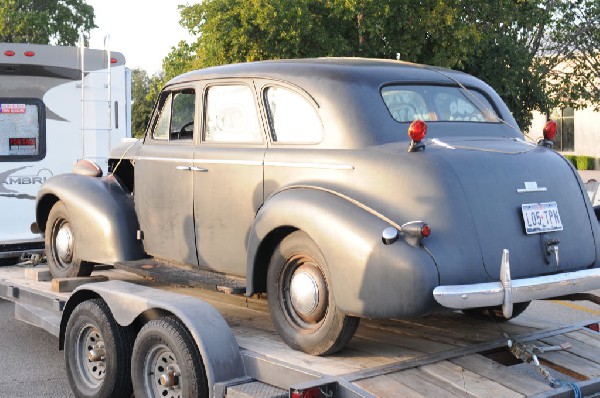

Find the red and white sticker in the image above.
[{"left": 1, "top": 104, "right": 26, "bottom": 114}]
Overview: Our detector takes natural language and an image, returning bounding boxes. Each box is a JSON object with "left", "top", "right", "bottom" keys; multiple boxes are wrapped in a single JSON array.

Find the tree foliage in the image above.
[
  {"left": 0, "top": 0, "right": 96, "bottom": 45},
  {"left": 163, "top": 0, "right": 599, "bottom": 129},
  {"left": 131, "top": 68, "right": 164, "bottom": 137}
]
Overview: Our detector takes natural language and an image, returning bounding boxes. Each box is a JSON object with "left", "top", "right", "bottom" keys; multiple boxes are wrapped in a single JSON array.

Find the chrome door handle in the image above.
[
  {"left": 190, "top": 166, "right": 208, "bottom": 172},
  {"left": 175, "top": 166, "right": 191, "bottom": 171}
]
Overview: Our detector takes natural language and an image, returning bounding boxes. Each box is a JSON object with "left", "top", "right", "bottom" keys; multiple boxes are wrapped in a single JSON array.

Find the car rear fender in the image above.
[
  {"left": 247, "top": 186, "right": 440, "bottom": 318},
  {"left": 36, "top": 174, "right": 144, "bottom": 264}
]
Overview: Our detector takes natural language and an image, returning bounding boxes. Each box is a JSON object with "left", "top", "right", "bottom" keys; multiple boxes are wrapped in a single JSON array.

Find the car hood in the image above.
[{"left": 372, "top": 136, "right": 599, "bottom": 284}]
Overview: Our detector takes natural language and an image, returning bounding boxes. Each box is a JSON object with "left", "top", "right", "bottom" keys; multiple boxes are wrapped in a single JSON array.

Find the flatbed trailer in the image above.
[{"left": 1, "top": 264, "right": 600, "bottom": 397}]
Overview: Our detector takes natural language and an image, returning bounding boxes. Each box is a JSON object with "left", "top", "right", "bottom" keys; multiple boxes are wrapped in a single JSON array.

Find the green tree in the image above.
[
  {"left": 167, "top": 0, "right": 598, "bottom": 129},
  {"left": 130, "top": 68, "right": 165, "bottom": 137},
  {"left": 0, "top": 0, "right": 96, "bottom": 45}
]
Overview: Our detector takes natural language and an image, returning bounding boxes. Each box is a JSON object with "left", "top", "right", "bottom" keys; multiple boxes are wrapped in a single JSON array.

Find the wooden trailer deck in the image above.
[{"left": 1, "top": 265, "right": 600, "bottom": 397}]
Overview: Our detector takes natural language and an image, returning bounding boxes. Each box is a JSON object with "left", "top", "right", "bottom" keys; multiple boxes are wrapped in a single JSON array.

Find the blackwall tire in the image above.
[
  {"left": 267, "top": 231, "right": 359, "bottom": 356},
  {"left": 131, "top": 317, "right": 208, "bottom": 398},
  {"left": 45, "top": 200, "right": 94, "bottom": 278},
  {"left": 462, "top": 301, "right": 531, "bottom": 321},
  {"left": 64, "top": 299, "right": 134, "bottom": 398}
]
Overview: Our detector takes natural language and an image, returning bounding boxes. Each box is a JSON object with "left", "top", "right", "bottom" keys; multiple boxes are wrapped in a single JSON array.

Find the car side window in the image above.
[
  {"left": 265, "top": 87, "right": 323, "bottom": 143},
  {"left": 204, "top": 85, "right": 262, "bottom": 143},
  {"left": 152, "top": 89, "right": 195, "bottom": 141}
]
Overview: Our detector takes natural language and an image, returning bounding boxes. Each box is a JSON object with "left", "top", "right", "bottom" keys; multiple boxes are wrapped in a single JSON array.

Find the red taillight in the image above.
[
  {"left": 291, "top": 388, "right": 320, "bottom": 398},
  {"left": 421, "top": 224, "right": 431, "bottom": 238},
  {"left": 586, "top": 323, "right": 600, "bottom": 333},
  {"left": 110, "top": 57, "right": 117, "bottom": 64},
  {"left": 408, "top": 119, "right": 427, "bottom": 142},
  {"left": 24, "top": 51, "right": 35, "bottom": 57},
  {"left": 543, "top": 120, "right": 557, "bottom": 141},
  {"left": 4, "top": 50, "right": 15, "bottom": 56}
]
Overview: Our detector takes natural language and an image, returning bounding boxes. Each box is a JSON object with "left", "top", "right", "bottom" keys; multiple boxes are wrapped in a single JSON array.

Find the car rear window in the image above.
[
  {"left": 381, "top": 85, "right": 498, "bottom": 123},
  {"left": 0, "top": 99, "right": 45, "bottom": 161}
]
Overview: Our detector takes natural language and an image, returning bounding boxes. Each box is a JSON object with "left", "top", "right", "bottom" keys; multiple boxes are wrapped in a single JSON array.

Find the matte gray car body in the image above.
[{"left": 36, "top": 58, "right": 600, "bottom": 322}]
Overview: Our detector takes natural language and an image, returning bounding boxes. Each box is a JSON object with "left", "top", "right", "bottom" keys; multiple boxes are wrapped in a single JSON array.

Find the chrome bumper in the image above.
[{"left": 433, "top": 249, "right": 600, "bottom": 318}]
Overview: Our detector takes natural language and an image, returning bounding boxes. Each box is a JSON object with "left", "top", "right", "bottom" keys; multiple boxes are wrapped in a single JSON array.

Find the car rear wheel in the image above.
[
  {"left": 46, "top": 201, "right": 94, "bottom": 278},
  {"left": 267, "top": 231, "right": 359, "bottom": 356},
  {"left": 462, "top": 301, "right": 531, "bottom": 321}
]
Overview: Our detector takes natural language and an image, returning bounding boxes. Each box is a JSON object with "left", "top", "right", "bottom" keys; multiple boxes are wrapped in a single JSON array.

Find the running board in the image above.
[{"left": 113, "top": 259, "right": 246, "bottom": 294}]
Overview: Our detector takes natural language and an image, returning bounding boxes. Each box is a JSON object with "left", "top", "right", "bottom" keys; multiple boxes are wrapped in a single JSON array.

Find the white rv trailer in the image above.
[{"left": 0, "top": 41, "right": 131, "bottom": 262}]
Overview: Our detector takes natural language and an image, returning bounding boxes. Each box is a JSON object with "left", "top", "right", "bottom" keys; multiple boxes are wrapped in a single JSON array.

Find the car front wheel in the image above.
[
  {"left": 462, "top": 301, "right": 531, "bottom": 321},
  {"left": 45, "top": 200, "right": 94, "bottom": 278},
  {"left": 267, "top": 231, "right": 359, "bottom": 356}
]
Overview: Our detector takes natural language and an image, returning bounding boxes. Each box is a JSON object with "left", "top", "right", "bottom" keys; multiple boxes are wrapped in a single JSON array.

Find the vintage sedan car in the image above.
[{"left": 35, "top": 58, "right": 600, "bottom": 355}]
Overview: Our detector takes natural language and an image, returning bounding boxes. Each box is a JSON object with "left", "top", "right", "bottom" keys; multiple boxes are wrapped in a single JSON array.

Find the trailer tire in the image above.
[
  {"left": 462, "top": 301, "right": 531, "bottom": 321},
  {"left": 131, "top": 317, "right": 208, "bottom": 398},
  {"left": 65, "top": 299, "right": 134, "bottom": 398},
  {"left": 267, "top": 231, "right": 359, "bottom": 356},
  {"left": 46, "top": 200, "right": 94, "bottom": 278}
]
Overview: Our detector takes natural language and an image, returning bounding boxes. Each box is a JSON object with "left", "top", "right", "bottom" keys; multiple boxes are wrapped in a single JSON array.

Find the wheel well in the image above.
[
  {"left": 109, "top": 158, "right": 135, "bottom": 194},
  {"left": 252, "top": 226, "right": 296, "bottom": 293},
  {"left": 36, "top": 194, "right": 59, "bottom": 235}
]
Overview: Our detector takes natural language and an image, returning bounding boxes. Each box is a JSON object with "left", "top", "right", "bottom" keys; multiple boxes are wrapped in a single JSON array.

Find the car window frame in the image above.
[
  {"left": 379, "top": 82, "right": 502, "bottom": 125},
  {"left": 261, "top": 84, "right": 324, "bottom": 145},
  {"left": 146, "top": 85, "right": 197, "bottom": 145},
  {"left": 200, "top": 82, "right": 266, "bottom": 146}
]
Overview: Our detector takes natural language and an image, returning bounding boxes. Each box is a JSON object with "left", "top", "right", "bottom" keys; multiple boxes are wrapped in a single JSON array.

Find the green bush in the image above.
[
  {"left": 576, "top": 156, "right": 595, "bottom": 170},
  {"left": 563, "top": 155, "right": 576, "bottom": 167}
]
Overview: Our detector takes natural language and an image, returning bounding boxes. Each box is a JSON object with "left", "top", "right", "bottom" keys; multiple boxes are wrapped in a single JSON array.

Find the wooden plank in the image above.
[
  {"left": 388, "top": 368, "right": 477, "bottom": 398},
  {"left": 51, "top": 275, "right": 109, "bottom": 293},
  {"left": 564, "top": 330, "right": 600, "bottom": 350},
  {"left": 535, "top": 342, "right": 600, "bottom": 380},
  {"left": 539, "top": 335, "right": 600, "bottom": 366},
  {"left": 353, "top": 374, "right": 425, "bottom": 398},
  {"left": 23, "top": 267, "right": 51, "bottom": 282},
  {"left": 451, "top": 354, "right": 552, "bottom": 396},
  {"left": 420, "top": 360, "right": 524, "bottom": 397}
]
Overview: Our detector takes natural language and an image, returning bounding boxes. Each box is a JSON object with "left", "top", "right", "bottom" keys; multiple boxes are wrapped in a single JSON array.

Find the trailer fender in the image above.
[
  {"left": 60, "top": 281, "right": 246, "bottom": 396},
  {"left": 36, "top": 174, "right": 144, "bottom": 263},
  {"left": 247, "top": 187, "right": 439, "bottom": 318}
]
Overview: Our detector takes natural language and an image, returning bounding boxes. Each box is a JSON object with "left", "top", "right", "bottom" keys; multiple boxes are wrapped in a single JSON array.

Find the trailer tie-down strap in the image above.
[{"left": 504, "top": 333, "right": 582, "bottom": 398}]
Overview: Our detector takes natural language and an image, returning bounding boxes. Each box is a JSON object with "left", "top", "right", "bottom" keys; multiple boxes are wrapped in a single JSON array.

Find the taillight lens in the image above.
[
  {"left": 291, "top": 388, "right": 321, "bottom": 398},
  {"left": 543, "top": 120, "right": 557, "bottom": 141},
  {"left": 408, "top": 120, "right": 427, "bottom": 142},
  {"left": 4, "top": 50, "right": 15, "bottom": 56},
  {"left": 24, "top": 51, "right": 35, "bottom": 57},
  {"left": 421, "top": 224, "right": 431, "bottom": 238}
]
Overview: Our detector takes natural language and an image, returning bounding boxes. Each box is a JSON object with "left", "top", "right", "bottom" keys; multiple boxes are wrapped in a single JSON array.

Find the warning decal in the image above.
[{"left": 0, "top": 104, "right": 27, "bottom": 114}]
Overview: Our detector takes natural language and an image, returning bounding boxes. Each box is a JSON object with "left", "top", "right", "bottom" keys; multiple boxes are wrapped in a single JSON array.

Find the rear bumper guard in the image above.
[{"left": 433, "top": 249, "right": 600, "bottom": 318}]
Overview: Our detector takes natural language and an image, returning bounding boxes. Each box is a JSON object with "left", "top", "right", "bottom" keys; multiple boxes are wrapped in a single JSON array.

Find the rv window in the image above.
[{"left": 0, "top": 99, "right": 45, "bottom": 161}]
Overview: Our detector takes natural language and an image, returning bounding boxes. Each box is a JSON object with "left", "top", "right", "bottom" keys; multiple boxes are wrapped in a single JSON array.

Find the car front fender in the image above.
[
  {"left": 36, "top": 174, "right": 144, "bottom": 264},
  {"left": 247, "top": 186, "right": 440, "bottom": 318}
]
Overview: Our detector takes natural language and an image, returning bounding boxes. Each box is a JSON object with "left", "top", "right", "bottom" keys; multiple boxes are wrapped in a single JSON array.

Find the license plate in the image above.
[{"left": 521, "top": 202, "right": 563, "bottom": 234}]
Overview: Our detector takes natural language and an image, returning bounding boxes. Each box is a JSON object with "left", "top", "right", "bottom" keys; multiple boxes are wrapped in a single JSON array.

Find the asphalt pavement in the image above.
[{"left": 0, "top": 299, "right": 73, "bottom": 398}]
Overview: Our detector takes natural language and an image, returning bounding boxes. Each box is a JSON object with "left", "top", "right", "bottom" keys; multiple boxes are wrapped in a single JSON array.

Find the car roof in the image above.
[{"left": 166, "top": 57, "right": 476, "bottom": 88}]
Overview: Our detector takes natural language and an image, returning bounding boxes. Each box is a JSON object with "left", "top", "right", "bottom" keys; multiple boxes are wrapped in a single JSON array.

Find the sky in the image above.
[{"left": 85, "top": 0, "right": 195, "bottom": 75}]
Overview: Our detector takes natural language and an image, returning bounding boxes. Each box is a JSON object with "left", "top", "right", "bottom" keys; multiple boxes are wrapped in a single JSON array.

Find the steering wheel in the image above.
[{"left": 179, "top": 121, "right": 194, "bottom": 137}]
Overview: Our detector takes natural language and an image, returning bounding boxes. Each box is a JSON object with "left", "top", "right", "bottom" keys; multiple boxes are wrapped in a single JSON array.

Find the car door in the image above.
[
  {"left": 193, "top": 82, "right": 266, "bottom": 276},
  {"left": 135, "top": 85, "right": 198, "bottom": 265}
]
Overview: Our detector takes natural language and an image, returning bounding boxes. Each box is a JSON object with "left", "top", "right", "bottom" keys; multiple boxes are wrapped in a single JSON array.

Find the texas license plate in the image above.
[{"left": 521, "top": 202, "right": 563, "bottom": 234}]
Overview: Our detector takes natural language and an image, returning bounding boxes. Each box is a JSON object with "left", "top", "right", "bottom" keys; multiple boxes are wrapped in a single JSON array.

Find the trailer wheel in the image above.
[
  {"left": 462, "top": 301, "right": 531, "bottom": 321},
  {"left": 267, "top": 231, "right": 359, "bottom": 356},
  {"left": 131, "top": 317, "right": 208, "bottom": 398},
  {"left": 65, "top": 299, "right": 134, "bottom": 398},
  {"left": 46, "top": 200, "right": 94, "bottom": 278}
]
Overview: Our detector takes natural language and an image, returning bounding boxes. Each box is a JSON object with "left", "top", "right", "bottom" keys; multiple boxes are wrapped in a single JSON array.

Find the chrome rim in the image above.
[
  {"left": 281, "top": 255, "right": 328, "bottom": 331},
  {"left": 75, "top": 323, "right": 105, "bottom": 389},
  {"left": 52, "top": 219, "right": 74, "bottom": 268},
  {"left": 143, "top": 344, "right": 182, "bottom": 398}
]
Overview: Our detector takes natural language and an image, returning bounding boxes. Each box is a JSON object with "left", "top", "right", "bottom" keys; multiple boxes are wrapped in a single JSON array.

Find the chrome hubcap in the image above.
[
  {"left": 290, "top": 271, "right": 319, "bottom": 317},
  {"left": 55, "top": 223, "right": 73, "bottom": 263},
  {"left": 144, "top": 344, "right": 182, "bottom": 397}
]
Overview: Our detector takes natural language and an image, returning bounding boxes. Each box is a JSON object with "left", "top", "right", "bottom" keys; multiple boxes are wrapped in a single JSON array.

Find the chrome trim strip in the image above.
[
  {"left": 265, "top": 161, "right": 355, "bottom": 170},
  {"left": 517, "top": 181, "right": 547, "bottom": 193},
  {"left": 194, "top": 159, "right": 263, "bottom": 166},
  {"left": 137, "top": 156, "right": 192, "bottom": 163},
  {"left": 433, "top": 268, "right": 600, "bottom": 309}
]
